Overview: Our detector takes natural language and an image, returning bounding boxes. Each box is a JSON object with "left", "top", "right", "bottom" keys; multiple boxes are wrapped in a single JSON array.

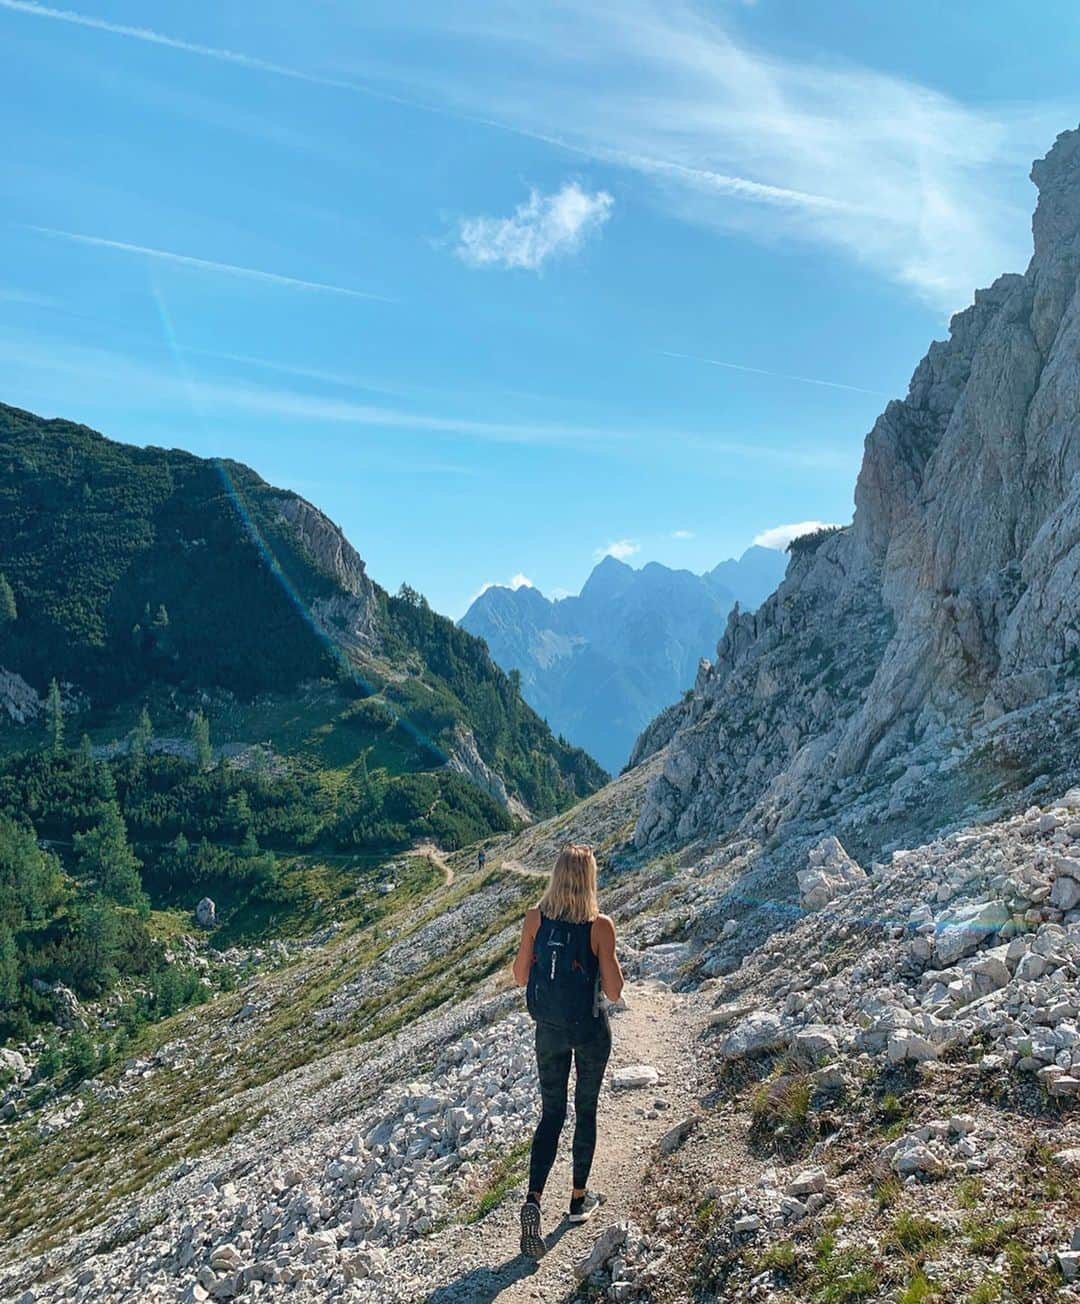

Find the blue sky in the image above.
[{"left": 1, "top": 1, "right": 1076, "bottom": 617}]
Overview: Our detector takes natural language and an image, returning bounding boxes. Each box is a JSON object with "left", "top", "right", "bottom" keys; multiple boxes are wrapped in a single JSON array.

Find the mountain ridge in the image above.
[{"left": 460, "top": 546, "right": 786, "bottom": 772}]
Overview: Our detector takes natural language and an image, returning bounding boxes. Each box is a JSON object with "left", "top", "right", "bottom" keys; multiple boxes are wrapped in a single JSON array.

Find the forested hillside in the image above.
[{"left": 0, "top": 402, "right": 603, "bottom": 818}]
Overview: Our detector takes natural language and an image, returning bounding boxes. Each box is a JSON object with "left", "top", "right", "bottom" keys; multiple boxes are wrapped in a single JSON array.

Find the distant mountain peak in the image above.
[{"left": 461, "top": 546, "right": 786, "bottom": 772}]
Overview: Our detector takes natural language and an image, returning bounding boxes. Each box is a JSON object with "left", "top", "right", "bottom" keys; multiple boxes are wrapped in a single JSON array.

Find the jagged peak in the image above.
[{"left": 1030, "top": 124, "right": 1080, "bottom": 257}]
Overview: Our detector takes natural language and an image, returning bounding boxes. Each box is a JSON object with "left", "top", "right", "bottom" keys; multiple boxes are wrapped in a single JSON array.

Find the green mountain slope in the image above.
[{"left": 0, "top": 402, "right": 605, "bottom": 817}]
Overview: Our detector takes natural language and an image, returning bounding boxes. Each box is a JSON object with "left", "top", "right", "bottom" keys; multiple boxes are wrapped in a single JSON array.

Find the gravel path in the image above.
[{"left": 410, "top": 981, "right": 704, "bottom": 1303}]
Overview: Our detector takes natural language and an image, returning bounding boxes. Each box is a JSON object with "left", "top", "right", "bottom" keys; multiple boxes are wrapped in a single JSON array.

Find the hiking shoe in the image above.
[
  {"left": 519, "top": 1200, "right": 546, "bottom": 1258},
  {"left": 569, "top": 1191, "right": 603, "bottom": 1223}
]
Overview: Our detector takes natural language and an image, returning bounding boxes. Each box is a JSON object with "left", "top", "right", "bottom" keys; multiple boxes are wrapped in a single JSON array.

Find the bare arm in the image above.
[
  {"left": 512, "top": 906, "right": 541, "bottom": 986},
  {"left": 593, "top": 914, "right": 624, "bottom": 1002}
]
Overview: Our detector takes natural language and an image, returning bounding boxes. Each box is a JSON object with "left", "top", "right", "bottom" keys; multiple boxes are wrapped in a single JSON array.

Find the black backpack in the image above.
[{"left": 526, "top": 914, "right": 600, "bottom": 1031}]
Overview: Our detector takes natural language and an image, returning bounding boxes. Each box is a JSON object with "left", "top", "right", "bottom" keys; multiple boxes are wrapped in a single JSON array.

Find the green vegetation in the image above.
[
  {"left": 963, "top": 1213, "right": 1022, "bottom": 1255},
  {"left": 887, "top": 1212, "right": 942, "bottom": 1255},
  {"left": 872, "top": 1176, "right": 902, "bottom": 1210},
  {"left": 757, "top": 1240, "right": 796, "bottom": 1272},
  {"left": 787, "top": 525, "right": 845, "bottom": 555},
  {"left": 467, "top": 1138, "right": 532, "bottom": 1222},
  {"left": 749, "top": 1073, "right": 813, "bottom": 1153},
  {"left": 898, "top": 1271, "right": 936, "bottom": 1304},
  {"left": 967, "top": 1275, "right": 1003, "bottom": 1303},
  {"left": 809, "top": 1229, "right": 879, "bottom": 1302},
  {"left": 0, "top": 734, "right": 514, "bottom": 1036},
  {"left": 0, "top": 402, "right": 604, "bottom": 820}
]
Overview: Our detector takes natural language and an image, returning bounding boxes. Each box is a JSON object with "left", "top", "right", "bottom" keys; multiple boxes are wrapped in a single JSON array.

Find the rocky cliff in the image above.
[{"left": 636, "top": 127, "right": 1080, "bottom": 855}]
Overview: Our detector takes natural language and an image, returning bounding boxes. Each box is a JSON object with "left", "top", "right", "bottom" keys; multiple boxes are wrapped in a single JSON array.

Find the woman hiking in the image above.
[{"left": 511, "top": 843, "right": 624, "bottom": 1259}]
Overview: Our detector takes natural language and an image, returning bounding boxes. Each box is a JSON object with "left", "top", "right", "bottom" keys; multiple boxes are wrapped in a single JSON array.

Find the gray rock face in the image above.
[
  {"left": 195, "top": 898, "right": 217, "bottom": 929},
  {"left": 635, "top": 126, "right": 1080, "bottom": 852},
  {"left": 461, "top": 549, "right": 785, "bottom": 773},
  {"left": 0, "top": 668, "right": 40, "bottom": 723},
  {"left": 797, "top": 837, "right": 866, "bottom": 911}
]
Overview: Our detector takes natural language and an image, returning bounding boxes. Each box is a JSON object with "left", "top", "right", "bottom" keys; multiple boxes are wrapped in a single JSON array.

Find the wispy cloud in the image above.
[
  {"left": 671, "top": 529, "right": 694, "bottom": 540},
  {"left": 594, "top": 539, "right": 639, "bottom": 561},
  {"left": 661, "top": 350, "right": 890, "bottom": 398},
  {"left": 4, "top": 0, "right": 1045, "bottom": 307},
  {"left": 0, "top": 0, "right": 369, "bottom": 92},
  {"left": 0, "top": 329, "right": 858, "bottom": 468},
  {"left": 354, "top": 1, "right": 1058, "bottom": 309},
  {"left": 0, "top": 284, "right": 61, "bottom": 309},
  {"left": 455, "top": 182, "right": 613, "bottom": 271},
  {"left": 25, "top": 226, "right": 391, "bottom": 302},
  {"left": 754, "top": 520, "right": 842, "bottom": 550}
]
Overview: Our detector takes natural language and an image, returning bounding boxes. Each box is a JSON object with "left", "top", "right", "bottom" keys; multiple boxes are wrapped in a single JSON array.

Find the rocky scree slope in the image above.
[
  {"left": 635, "top": 126, "right": 1080, "bottom": 858},
  {"left": 0, "top": 404, "right": 603, "bottom": 817},
  {"left": 618, "top": 788, "right": 1080, "bottom": 1303},
  {"left": 461, "top": 548, "right": 784, "bottom": 774},
  {"left": 5, "top": 775, "right": 1080, "bottom": 1301},
  {"left": 0, "top": 762, "right": 692, "bottom": 1304}
]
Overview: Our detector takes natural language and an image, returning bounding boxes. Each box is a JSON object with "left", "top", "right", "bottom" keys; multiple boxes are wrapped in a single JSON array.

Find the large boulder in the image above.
[
  {"left": 0, "top": 1048, "right": 30, "bottom": 1085},
  {"left": 196, "top": 898, "right": 218, "bottom": 929},
  {"left": 933, "top": 900, "right": 1010, "bottom": 965},
  {"left": 715, "top": 1010, "right": 786, "bottom": 1060},
  {"left": 797, "top": 837, "right": 866, "bottom": 911},
  {"left": 1050, "top": 857, "right": 1080, "bottom": 911}
]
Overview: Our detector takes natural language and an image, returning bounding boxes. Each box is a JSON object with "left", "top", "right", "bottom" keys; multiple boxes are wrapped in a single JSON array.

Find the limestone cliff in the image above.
[{"left": 636, "top": 127, "right": 1080, "bottom": 854}]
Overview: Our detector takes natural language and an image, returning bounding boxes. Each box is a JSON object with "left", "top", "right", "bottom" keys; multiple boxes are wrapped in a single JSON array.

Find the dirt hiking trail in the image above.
[{"left": 418, "top": 982, "right": 705, "bottom": 1303}]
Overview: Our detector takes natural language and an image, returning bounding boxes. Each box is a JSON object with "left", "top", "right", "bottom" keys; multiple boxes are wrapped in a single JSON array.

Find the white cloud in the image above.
[
  {"left": 455, "top": 182, "right": 613, "bottom": 271},
  {"left": 594, "top": 539, "right": 640, "bottom": 561},
  {"left": 753, "top": 520, "right": 842, "bottom": 550},
  {"left": 467, "top": 572, "right": 535, "bottom": 605},
  {"left": 671, "top": 529, "right": 694, "bottom": 540}
]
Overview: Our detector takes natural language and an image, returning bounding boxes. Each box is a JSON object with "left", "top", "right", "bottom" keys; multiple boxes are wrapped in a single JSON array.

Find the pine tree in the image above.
[
  {"left": 46, "top": 679, "right": 64, "bottom": 757},
  {"left": 69, "top": 896, "right": 121, "bottom": 993},
  {"left": 225, "top": 790, "right": 252, "bottom": 836},
  {"left": 249, "top": 743, "right": 270, "bottom": 789},
  {"left": 129, "top": 705, "right": 152, "bottom": 775},
  {"left": 79, "top": 734, "right": 95, "bottom": 770},
  {"left": 0, "top": 925, "right": 19, "bottom": 1013},
  {"left": 191, "top": 710, "right": 212, "bottom": 771},
  {"left": 0, "top": 573, "right": 16, "bottom": 624},
  {"left": 73, "top": 801, "right": 146, "bottom": 910}
]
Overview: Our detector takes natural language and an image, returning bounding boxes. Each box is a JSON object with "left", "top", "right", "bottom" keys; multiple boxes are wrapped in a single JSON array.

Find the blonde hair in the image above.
[{"left": 537, "top": 844, "right": 600, "bottom": 924}]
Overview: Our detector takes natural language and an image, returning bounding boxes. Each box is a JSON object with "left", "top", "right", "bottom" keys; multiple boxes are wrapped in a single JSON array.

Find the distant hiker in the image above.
[
  {"left": 477, "top": 847, "right": 487, "bottom": 872},
  {"left": 511, "top": 843, "right": 624, "bottom": 1259}
]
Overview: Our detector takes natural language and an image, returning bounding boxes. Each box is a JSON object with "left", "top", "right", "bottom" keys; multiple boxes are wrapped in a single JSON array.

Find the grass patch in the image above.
[
  {"left": 873, "top": 1177, "right": 902, "bottom": 1210},
  {"left": 810, "top": 1231, "right": 880, "bottom": 1303},
  {"left": 963, "top": 1214, "right": 1021, "bottom": 1255},
  {"left": 757, "top": 1240, "right": 796, "bottom": 1272},
  {"left": 898, "top": 1270, "right": 936, "bottom": 1304},
  {"left": 749, "top": 1074, "right": 814, "bottom": 1155},
  {"left": 887, "top": 1211, "right": 943, "bottom": 1255},
  {"left": 967, "top": 1276, "right": 1003, "bottom": 1304},
  {"left": 956, "top": 1177, "right": 983, "bottom": 1210},
  {"left": 1002, "top": 1238, "right": 1061, "bottom": 1297},
  {"left": 467, "top": 1139, "right": 532, "bottom": 1223}
]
